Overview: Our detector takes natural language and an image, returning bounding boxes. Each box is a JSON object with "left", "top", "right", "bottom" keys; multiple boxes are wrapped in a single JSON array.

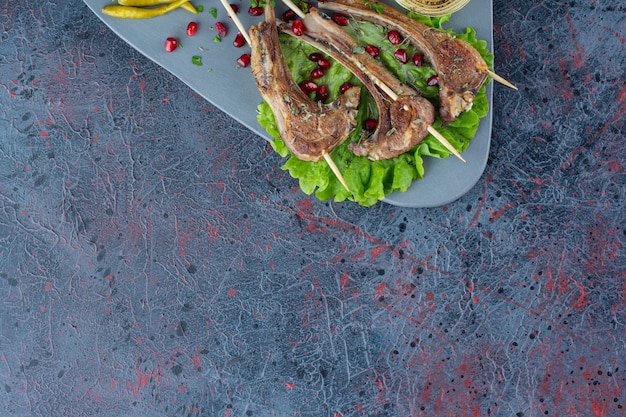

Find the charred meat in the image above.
[{"left": 249, "top": 7, "right": 360, "bottom": 162}]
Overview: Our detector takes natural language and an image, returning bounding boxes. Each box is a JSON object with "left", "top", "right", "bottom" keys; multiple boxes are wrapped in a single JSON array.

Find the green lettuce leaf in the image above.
[{"left": 257, "top": 13, "right": 493, "bottom": 206}]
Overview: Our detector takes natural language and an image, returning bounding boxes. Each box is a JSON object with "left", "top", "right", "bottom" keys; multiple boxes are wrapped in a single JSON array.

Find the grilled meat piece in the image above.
[
  {"left": 349, "top": 95, "right": 434, "bottom": 160},
  {"left": 321, "top": 0, "right": 489, "bottom": 124},
  {"left": 249, "top": 8, "right": 360, "bottom": 162}
]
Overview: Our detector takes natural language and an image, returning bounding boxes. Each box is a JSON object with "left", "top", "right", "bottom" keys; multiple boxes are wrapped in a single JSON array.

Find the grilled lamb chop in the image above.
[
  {"left": 249, "top": 7, "right": 360, "bottom": 162},
  {"left": 321, "top": 0, "right": 489, "bottom": 124},
  {"left": 351, "top": 94, "right": 434, "bottom": 160}
]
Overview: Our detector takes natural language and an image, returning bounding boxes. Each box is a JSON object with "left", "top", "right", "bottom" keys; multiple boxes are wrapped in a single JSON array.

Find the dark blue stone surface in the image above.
[{"left": 0, "top": 1, "right": 624, "bottom": 416}]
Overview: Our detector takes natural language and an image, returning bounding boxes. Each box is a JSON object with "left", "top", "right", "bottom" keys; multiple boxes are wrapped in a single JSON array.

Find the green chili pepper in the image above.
[
  {"left": 117, "top": 0, "right": 198, "bottom": 14},
  {"left": 102, "top": 0, "right": 194, "bottom": 18}
]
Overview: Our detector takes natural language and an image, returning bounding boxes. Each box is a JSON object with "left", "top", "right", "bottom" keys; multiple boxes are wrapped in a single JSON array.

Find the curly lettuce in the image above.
[{"left": 257, "top": 14, "right": 493, "bottom": 206}]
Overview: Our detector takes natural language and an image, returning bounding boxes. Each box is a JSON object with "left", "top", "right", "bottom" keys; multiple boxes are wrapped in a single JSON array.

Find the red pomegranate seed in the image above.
[
  {"left": 387, "top": 30, "right": 403, "bottom": 45},
  {"left": 233, "top": 33, "right": 246, "bottom": 48},
  {"left": 332, "top": 13, "right": 349, "bottom": 26},
  {"left": 300, "top": 80, "right": 318, "bottom": 94},
  {"left": 310, "top": 67, "right": 324, "bottom": 79},
  {"left": 229, "top": 4, "right": 239, "bottom": 14},
  {"left": 394, "top": 48, "right": 408, "bottom": 64},
  {"left": 215, "top": 22, "right": 228, "bottom": 38},
  {"left": 292, "top": 20, "right": 305, "bottom": 36},
  {"left": 282, "top": 9, "right": 296, "bottom": 22},
  {"left": 248, "top": 6, "right": 263, "bottom": 16},
  {"left": 186, "top": 22, "right": 198, "bottom": 37},
  {"left": 413, "top": 53, "right": 423, "bottom": 67},
  {"left": 363, "top": 119, "right": 378, "bottom": 131},
  {"left": 339, "top": 82, "right": 353, "bottom": 94},
  {"left": 308, "top": 52, "right": 323, "bottom": 62},
  {"left": 237, "top": 53, "right": 251, "bottom": 68},
  {"left": 316, "top": 84, "right": 329, "bottom": 101},
  {"left": 164, "top": 37, "right": 179, "bottom": 52},
  {"left": 317, "top": 58, "right": 331, "bottom": 69},
  {"left": 365, "top": 44, "right": 379, "bottom": 57},
  {"left": 427, "top": 75, "right": 439, "bottom": 86}
]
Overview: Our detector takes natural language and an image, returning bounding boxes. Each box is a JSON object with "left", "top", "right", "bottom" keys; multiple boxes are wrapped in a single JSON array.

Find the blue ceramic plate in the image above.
[{"left": 83, "top": 0, "right": 493, "bottom": 208}]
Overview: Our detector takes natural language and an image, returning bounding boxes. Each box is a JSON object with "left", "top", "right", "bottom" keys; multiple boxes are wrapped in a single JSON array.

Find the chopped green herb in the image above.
[
  {"left": 196, "top": 5, "right": 204, "bottom": 12},
  {"left": 369, "top": 3, "right": 384, "bottom": 14},
  {"left": 297, "top": 0, "right": 310, "bottom": 13},
  {"left": 213, "top": 35, "right": 222, "bottom": 42},
  {"left": 208, "top": 7, "right": 217, "bottom": 18},
  {"left": 192, "top": 55, "right": 202, "bottom": 66}
]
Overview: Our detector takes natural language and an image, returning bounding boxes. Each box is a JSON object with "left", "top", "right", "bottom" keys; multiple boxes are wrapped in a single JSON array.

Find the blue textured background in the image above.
[{"left": 0, "top": 1, "right": 624, "bottom": 416}]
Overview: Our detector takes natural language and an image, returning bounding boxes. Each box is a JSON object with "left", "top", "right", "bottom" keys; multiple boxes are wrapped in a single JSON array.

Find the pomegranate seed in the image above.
[
  {"left": 282, "top": 9, "right": 296, "bottom": 22},
  {"left": 339, "top": 82, "right": 353, "bottom": 94},
  {"left": 164, "top": 37, "right": 179, "bottom": 52},
  {"left": 394, "top": 48, "right": 408, "bottom": 64},
  {"left": 365, "top": 44, "right": 379, "bottom": 57},
  {"left": 215, "top": 22, "right": 227, "bottom": 38},
  {"left": 233, "top": 33, "right": 246, "bottom": 48},
  {"left": 332, "top": 13, "right": 349, "bottom": 26},
  {"left": 363, "top": 119, "right": 378, "bottom": 131},
  {"left": 427, "top": 75, "right": 439, "bottom": 86},
  {"left": 237, "top": 53, "right": 251, "bottom": 68},
  {"left": 316, "top": 84, "right": 329, "bottom": 101},
  {"left": 248, "top": 6, "right": 263, "bottom": 16},
  {"left": 292, "top": 20, "right": 305, "bottom": 36},
  {"left": 413, "top": 53, "right": 423, "bottom": 67},
  {"left": 317, "top": 58, "right": 331, "bottom": 69},
  {"left": 310, "top": 67, "right": 324, "bottom": 79},
  {"left": 308, "top": 52, "right": 323, "bottom": 62},
  {"left": 300, "top": 80, "right": 318, "bottom": 94},
  {"left": 229, "top": 4, "right": 239, "bottom": 14},
  {"left": 186, "top": 22, "right": 198, "bottom": 37},
  {"left": 387, "top": 30, "right": 403, "bottom": 45}
]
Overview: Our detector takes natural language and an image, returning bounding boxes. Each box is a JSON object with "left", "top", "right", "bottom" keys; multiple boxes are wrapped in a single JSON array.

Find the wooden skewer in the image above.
[
  {"left": 283, "top": 0, "right": 306, "bottom": 18},
  {"left": 427, "top": 126, "right": 466, "bottom": 162},
  {"left": 323, "top": 152, "right": 350, "bottom": 191},
  {"left": 281, "top": 0, "right": 465, "bottom": 163},
  {"left": 219, "top": 0, "right": 351, "bottom": 192},
  {"left": 487, "top": 70, "right": 518, "bottom": 90},
  {"left": 218, "top": 0, "right": 252, "bottom": 45}
]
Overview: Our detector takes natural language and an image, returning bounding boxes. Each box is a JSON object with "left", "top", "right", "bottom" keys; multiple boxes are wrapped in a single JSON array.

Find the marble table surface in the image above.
[{"left": 1, "top": 1, "right": 624, "bottom": 416}]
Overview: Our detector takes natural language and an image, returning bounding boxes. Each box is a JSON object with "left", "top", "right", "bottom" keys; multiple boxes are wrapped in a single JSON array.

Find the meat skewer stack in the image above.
[{"left": 219, "top": 0, "right": 517, "bottom": 194}]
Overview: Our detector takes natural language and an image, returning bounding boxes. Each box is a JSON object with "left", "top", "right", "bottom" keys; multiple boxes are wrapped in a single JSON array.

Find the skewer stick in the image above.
[
  {"left": 280, "top": 0, "right": 466, "bottom": 163},
  {"left": 323, "top": 152, "right": 350, "bottom": 191},
  {"left": 426, "top": 126, "right": 466, "bottom": 162},
  {"left": 487, "top": 70, "right": 518, "bottom": 90},
  {"left": 218, "top": 0, "right": 252, "bottom": 45},
  {"left": 283, "top": 0, "right": 306, "bottom": 19},
  {"left": 219, "top": 0, "right": 351, "bottom": 192}
]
